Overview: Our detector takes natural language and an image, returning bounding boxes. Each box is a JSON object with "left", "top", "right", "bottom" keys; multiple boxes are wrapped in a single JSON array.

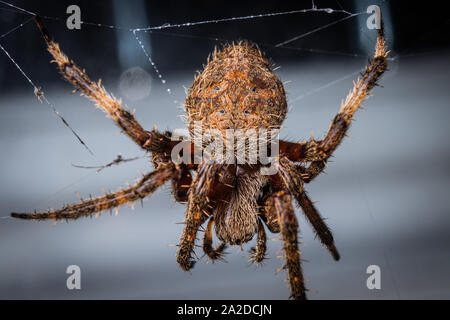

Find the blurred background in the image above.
[{"left": 0, "top": 0, "right": 449, "bottom": 299}]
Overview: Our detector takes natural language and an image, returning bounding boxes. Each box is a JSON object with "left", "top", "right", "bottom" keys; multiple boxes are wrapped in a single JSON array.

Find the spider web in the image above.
[
  {"left": 0, "top": 0, "right": 409, "bottom": 298},
  {"left": 0, "top": 1, "right": 372, "bottom": 153},
  {"left": 0, "top": 0, "right": 437, "bottom": 124}
]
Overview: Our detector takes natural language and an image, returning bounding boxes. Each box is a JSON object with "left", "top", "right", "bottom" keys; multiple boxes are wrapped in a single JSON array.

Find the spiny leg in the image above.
[
  {"left": 34, "top": 16, "right": 170, "bottom": 153},
  {"left": 171, "top": 164, "right": 192, "bottom": 203},
  {"left": 297, "top": 161, "right": 326, "bottom": 183},
  {"left": 298, "top": 190, "right": 340, "bottom": 260},
  {"left": 277, "top": 157, "right": 339, "bottom": 260},
  {"left": 259, "top": 188, "right": 281, "bottom": 234},
  {"left": 177, "top": 200, "right": 208, "bottom": 271},
  {"left": 279, "top": 140, "right": 327, "bottom": 162},
  {"left": 279, "top": 26, "right": 388, "bottom": 177},
  {"left": 203, "top": 216, "right": 227, "bottom": 262},
  {"left": 249, "top": 218, "right": 267, "bottom": 265},
  {"left": 177, "top": 162, "right": 222, "bottom": 271},
  {"left": 11, "top": 163, "right": 176, "bottom": 220},
  {"left": 272, "top": 190, "right": 306, "bottom": 300}
]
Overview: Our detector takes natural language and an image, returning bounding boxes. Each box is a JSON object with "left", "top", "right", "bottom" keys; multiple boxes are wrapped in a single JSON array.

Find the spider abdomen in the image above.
[{"left": 185, "top": 41, "right": 288, "bottom": 139}]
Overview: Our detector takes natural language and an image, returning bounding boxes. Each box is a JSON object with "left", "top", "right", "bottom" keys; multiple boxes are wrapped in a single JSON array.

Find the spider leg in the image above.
[
  {"left": 279, "top": 26, "right": 388, "bottom": 174},
  {"left": 279, "top": 140, "right": 326, "bottom": 162},
  {"left": 277, "top": 157, "right": 339, "bottom": 260},
  {"left": 270, "top": 190, "right": 307, "bottom": 300},
  {"left": 171, "top": 164, "right": 192, "bottom": 203},
  {"left": 202, "top": 216, "right": 227, "bottom": 262},
  {"left": 296, "top": 161, "right": 326, "bottom": 183},
  {"left": 11, "top": 163, "right": 176, "bottom": 220},
  {"left": 34, "top": 16, "right": 171, "bottom": 152},
  {"left": 259, "top": 189, "right": 281, "bottom": 234},
  {"left": 249, "top": 218, "right": 267, "bottom": 265},
  {"left": 297, "top": 190, "right": 340, "bottom": 260},
  {"left": 177, "top": 162, "right": 221, "bottom": 271}
]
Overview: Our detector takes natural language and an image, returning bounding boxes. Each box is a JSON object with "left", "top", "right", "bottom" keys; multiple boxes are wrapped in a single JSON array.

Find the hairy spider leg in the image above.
[
  {"left": 278, "top": 26, "right": 388, "bottom": 179},
  {"left": 177, "top": 162, "right": 222, "bottom": 271},
  {"left": 271, "top": 190, "right": 307, "bottom": 300},
  {"left": 34, "top": 16, "right": 196, "bottom": 205},
  {"left": 34, "top": 16, "right": 174, "bottom": 156},
  {"left": 171, "top": 164, "right": 193, "bottom": 202},
  {"left": 249, "top": 218, "right": 267, "bottom": 265},
  {"left": 297, "top": 190, "right": 340, "bottom": 260},
  {"left": 203, "top": 216, "right": 227, "bottom": 261},
  {"left": 278, "top": 157, "right": 340, "bottom": 260},
  {"left": 35, "top": 16, "right": 150, "bottom": 148},
  {"left": 11, "top": 163, "right": 177, "bottom": 220}
]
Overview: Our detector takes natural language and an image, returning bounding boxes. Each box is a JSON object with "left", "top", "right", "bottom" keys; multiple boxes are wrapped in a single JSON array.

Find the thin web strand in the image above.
[
  {"left": 132, "top": 30, "right": 179, "bottom": 105},
  {"left": 129, "top": 6, "right": 359, "bottom": 105},
  {"left": 0, "top": 16, "right": 34, "bottom": 39},
  {"left": 0, "top": 42, "right": 94, "bottom": 155},
  {"left": 275, "top": 12, "right": 363, "bottom": 47},
  {"left": 132, "top": 7, "right": 353, "bottom": 32},
  {"left": 290, "top": 69, "right": 363, "bottom": 104},
  {"left": 147, "top": 29, "right": 368, "bottom": 59},
  {"left": 1, "top": 1, "right": 443, "bottom": 62},
  {"left": 0, "top": 0, "right": 36, "bottom": 16},
  {"left": 0, "top": 5, "right": 30, "bottom": 16}
]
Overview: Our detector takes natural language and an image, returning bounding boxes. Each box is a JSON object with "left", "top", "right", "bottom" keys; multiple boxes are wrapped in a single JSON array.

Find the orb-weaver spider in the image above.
[{"left": 12, "top": 16, "right": 388, "bottom": 300}]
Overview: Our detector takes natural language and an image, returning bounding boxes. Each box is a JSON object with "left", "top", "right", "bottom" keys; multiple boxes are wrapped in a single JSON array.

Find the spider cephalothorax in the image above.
[{"left": 11, "top": 16, "right": 388, "bottom": 300}]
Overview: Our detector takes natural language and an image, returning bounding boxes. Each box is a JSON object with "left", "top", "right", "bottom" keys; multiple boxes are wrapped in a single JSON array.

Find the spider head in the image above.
[{"left": 186, "top": 41, "right": 287, "bottom": 140}]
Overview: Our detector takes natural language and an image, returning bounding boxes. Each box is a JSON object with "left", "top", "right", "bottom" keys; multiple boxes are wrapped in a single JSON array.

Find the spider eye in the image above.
[
  {"left": 214, "top": 86, "right": 220, "bottom": 91},
  {"left": 252, "top": 87, "right": 258, "bottom": 93},
  {"left": 217, "top": 109, "right": 225, "bottom": 115},
  {"left": 243, "top": 110, "right": 251, "bottom": 115}
]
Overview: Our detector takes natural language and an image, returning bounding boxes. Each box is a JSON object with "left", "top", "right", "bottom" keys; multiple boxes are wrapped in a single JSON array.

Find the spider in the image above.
[{"left": 11, "top": 16, "right": 388, "bottom": 300}]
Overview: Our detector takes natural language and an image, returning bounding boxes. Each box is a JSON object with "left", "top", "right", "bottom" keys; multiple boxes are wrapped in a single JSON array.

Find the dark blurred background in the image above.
[
  {"left": 1, "top": 0, "right": 450, "bottom": 299},
  {"left": 1, "top": 0, "right": 449, "bottom": 88}
]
